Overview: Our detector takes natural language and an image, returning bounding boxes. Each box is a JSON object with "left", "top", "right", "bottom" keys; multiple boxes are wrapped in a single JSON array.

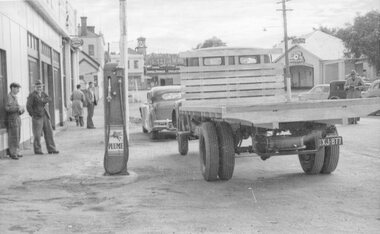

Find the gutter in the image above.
[{"left": 25, "top": 0, "right": 70, "bottom": 39}]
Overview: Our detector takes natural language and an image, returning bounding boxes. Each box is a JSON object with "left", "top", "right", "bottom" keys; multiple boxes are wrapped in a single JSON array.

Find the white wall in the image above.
[{"left": 0, "top": 1, "right": 76, "bottom": 152}]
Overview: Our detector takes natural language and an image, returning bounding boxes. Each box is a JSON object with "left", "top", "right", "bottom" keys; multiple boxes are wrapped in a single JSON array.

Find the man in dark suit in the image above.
[
  {"left": 26, "top": 80, "right": 59, "bottom": 155},
  {"left": 84, "top": 81, "right": 96, "bottom": 129}
]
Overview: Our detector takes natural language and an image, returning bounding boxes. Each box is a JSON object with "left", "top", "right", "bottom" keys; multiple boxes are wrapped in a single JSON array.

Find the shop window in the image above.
[
  {"left": 0, "top": 50, "right": 7, "bottom": 129},
  {"left": 41, "top": 42, "right": 51, "bottom": 58},
  {"left": 28, "top": 57, "right": 39, "bottom": 92},
  {"left": 88, "top": 44, "right": 95, "bottom": 56}
]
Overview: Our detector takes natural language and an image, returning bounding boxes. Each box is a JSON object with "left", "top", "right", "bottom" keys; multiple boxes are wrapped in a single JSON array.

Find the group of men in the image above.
[
  {"left": 5, "top": 80, "right": 97, "bottom": 160},
  {"left": 70, "top": 81, "right": 97, "bottom": 129}
]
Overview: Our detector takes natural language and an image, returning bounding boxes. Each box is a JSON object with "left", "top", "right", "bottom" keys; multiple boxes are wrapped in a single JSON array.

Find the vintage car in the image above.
[
  {"left": 298, "top": 84, "right": 330, "bottom": 101},
  {"left": 362, "top": 79, "right": 380, "bottom": 116},
  {"left": 362, "top": 79, "right": 380, "bottom": 98},
  {"left": 139, "top": 85, "right": 182, "bottom": 139},
  {"left": 328, "top": 80, "right": 346, "bottom": 99}
]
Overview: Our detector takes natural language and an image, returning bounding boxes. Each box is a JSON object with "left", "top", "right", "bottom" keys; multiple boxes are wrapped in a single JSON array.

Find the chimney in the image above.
[{"left": 80, "top": 17, "right": 87, "bottom": 36}]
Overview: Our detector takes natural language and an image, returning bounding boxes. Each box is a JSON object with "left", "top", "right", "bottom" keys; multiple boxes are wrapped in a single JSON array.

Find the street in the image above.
[{"left": 0, "top": 99, "right": 379, "bottom": 233}]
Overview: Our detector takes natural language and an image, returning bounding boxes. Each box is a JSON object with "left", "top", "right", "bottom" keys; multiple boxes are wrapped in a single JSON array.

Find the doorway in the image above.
[{"left": 290, "top": 65, "right": 314, "bottom": 89}]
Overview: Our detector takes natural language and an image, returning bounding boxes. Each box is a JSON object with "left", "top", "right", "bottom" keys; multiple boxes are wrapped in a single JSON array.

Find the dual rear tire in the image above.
[
  {"left": 298, "top": 128, "right": 340, "bottom": 174},
  {"left": 199, "top": 122, "right": 235, "bottom": 181}
]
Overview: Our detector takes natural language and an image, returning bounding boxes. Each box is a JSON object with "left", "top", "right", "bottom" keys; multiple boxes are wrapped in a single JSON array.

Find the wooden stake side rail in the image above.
[
  {"left": 181, "top": 68, "right": 283, "bottom": 80},
  {"left": 179, "top": 98, "right": 380, "bottom": 125},
  {"left": 181, "top": 63, "right": 282, "bottom": 74},
  {"left": 179, "top": 47, "right": 283, "bottom": 58}
]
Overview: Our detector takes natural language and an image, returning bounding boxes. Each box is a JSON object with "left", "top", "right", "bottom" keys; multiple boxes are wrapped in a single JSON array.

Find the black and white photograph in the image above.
[{"left": 0, "top": 0, "right": 379, "bottom": 233}]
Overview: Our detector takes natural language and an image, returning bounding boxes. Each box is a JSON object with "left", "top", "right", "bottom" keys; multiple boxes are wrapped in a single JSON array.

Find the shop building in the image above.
[
  {"left": 0, "top": 0, "right": 79, "bottom": 157},
  {"left": 274, "top": 30, "right": 376, "bottom": 89}
]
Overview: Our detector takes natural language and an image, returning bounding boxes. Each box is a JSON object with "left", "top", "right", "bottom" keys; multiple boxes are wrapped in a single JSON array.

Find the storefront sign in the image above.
[
  {"left": 71, "top": 38, "right": 84, "bottom": 48},
  {"left": 289, "top": 51, "right": 305, "bottom": 64}
]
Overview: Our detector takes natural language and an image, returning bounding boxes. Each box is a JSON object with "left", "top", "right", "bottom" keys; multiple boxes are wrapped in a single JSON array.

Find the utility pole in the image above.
[
  {"left": 120, "top": 0, "right": 129, "bottom": 137},
  {"left": 277, "top": 0, "right": 293, "bottom": 101}
]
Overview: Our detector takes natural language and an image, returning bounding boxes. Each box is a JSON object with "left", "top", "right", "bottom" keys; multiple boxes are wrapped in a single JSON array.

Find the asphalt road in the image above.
[{"left": 0, "top": 100, "right": 379, "bottom": 233}]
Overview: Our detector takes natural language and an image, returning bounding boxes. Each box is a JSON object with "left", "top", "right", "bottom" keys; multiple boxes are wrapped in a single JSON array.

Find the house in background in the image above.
[
  {"left": 109, "top": 42, "right": 145, "bottom": 91},
  {"left": 79, "top": 51, "right": 101, "bottom": 98},
  {"left": 78, "top": 16, "right": 105, "bottom": 97},
  {"left": 274, "top": 30, "right": 378, "bottom": 89}
]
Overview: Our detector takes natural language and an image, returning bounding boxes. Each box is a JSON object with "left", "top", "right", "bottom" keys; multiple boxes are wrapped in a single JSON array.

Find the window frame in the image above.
[
  {"left": 238, "top": 55, "right": 261, "bottom": 65},
  {"left": 88, "top": 44, "right": 95, "bottom": 56}
]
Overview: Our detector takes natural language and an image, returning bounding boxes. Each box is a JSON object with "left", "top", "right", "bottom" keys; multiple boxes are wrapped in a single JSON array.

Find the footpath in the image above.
[{"left": 0, "top": 99, "right": 143, "bottom": 187}]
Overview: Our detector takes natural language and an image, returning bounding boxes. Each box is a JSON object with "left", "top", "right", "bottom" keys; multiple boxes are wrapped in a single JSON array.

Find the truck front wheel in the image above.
[
  {"left": 199, "top": 122, "right": 219, "bottom": 181},
  {"left": 321, "top": 128, "right": 340, "bottom": 174},
  {"left": 298, "top": 131, "right": 325, "bottom": 174},
  {"left": 215, "top": 122, "right": 235, "bottom": 180}
]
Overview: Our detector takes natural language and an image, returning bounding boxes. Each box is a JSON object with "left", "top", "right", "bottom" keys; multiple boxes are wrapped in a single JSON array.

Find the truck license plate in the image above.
[{"left": 319, "top": 136, "right": 343, "bottom": 146}]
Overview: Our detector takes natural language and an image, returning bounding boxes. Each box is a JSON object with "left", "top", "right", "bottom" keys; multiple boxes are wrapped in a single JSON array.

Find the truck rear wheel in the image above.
[
  {"left": 199, "top": 122, "right": 219, "bottom": 181},
  {"left": 321, "top": 128, "right": 340, "bottom": 174},
  {"left": 298, "top": 131, "right": 325, "bottom": 174},
  {"left": 215, "top": 122, "right": 235, "bottom": 180},
  {"left": 177, "top": 133, "right": 189, "bottom": 156}
]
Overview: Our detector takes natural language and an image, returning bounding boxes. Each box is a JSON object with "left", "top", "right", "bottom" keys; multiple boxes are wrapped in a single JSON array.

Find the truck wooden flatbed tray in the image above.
[{"left": 179, "top": 97, "right": 380, "bottom": 126}]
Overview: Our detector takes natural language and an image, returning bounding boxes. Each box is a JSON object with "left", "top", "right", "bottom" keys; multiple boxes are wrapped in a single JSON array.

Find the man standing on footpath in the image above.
[
  {"left": 84, "top": 81, "right": 96, "bottom": 129},
  {"left": 26, "top": 80, "right": 59, "bottom": 155},
  {"left": 5, "top": 83, "right": 25, "bottom": 160},
  {"left": 344, "top": 70, "right": 364, "bottom": 124}
]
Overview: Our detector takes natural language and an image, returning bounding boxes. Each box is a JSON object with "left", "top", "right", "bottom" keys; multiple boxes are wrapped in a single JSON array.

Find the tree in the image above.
[
  {"left": 195, "top": 36, "right": 227, "bottom": 49},
  {"left": 319, "top": 11, "right": 380, "bottom": 72}
]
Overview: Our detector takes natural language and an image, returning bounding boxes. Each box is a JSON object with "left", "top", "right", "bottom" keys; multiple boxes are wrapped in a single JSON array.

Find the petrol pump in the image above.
[{"left": 103, "top": 63, "right": 129, "bottom": 175}]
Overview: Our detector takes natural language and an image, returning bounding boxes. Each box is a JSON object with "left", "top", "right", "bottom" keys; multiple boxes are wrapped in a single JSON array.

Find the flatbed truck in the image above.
[{"left": 173, "top": 47, "right": 380, "bottom": 181}]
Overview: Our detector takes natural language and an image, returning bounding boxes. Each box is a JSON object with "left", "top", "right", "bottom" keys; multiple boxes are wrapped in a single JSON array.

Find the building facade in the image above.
[
  {"left": 274, "top": 30, "right": 378, "bottom": 88},
  {"left": 109, "top": 48, "right": 145, "bottom": 90},
  {"left": 0, "top": 0, "right": 79, "bottom": 157},
  {"left": 78, "top": 16, "right": 105, "bottom": 98}
]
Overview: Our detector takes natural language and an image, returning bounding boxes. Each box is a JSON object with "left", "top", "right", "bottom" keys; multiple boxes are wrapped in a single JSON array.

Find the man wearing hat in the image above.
[
  {"left": 344, "top": 70, "right": 364, "bottom": 124},
  {"left": 5, "top": 82, "right": 25, "bottom": 160},
  {"left": 26, "top": 80, "right": 59, "bottom": 155},
  {"left": 345, "top": 70, "right": 365, "bottom": 99}
]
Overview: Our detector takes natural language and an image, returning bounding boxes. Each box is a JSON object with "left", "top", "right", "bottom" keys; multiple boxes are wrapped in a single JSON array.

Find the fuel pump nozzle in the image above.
[{"left": 106, "top": 76, "right": 112, "bottom": 102}]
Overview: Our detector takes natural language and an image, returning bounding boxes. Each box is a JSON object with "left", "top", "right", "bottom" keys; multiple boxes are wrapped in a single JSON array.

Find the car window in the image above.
[
  {"left": 322, "top": 86, "right": 330, "bottom": 92},
  {"left": 158, "top": 92, "right": 182, "bottom": 101},
  {"left": 312, "top": 86, "right": 322, "bottom": 93}
]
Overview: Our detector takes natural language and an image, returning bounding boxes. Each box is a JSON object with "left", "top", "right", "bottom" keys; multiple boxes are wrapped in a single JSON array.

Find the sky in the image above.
[{"left": 70, "top": 0, "right": 379, "bottom": 54}]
